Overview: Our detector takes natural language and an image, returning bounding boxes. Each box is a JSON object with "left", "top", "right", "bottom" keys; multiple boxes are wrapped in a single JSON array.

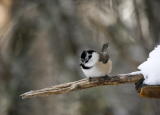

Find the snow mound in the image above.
[{"left": 138, "top": 45, "right": 160, "bottom": 85}]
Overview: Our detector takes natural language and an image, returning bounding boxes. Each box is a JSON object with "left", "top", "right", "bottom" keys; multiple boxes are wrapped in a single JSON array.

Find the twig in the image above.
[{"left": 20, "top": 71, "right": 143, "bottom": 99}]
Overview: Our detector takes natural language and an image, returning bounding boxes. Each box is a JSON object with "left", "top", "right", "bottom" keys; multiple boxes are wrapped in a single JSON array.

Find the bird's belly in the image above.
[
  {"left": 82, "top": 60, "right": 112, "bottom": 77},
  {"left": 82, "top": 67, "right": 104, "bottom": 77}
]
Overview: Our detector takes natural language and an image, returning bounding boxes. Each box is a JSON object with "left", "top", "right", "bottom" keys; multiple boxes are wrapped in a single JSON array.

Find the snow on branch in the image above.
[{"left": 20, "top": 71, "right": 143, "bottom": 99}]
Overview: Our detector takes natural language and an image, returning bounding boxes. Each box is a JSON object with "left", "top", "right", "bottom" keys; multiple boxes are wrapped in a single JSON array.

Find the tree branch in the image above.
[{"left": 20, "top": 71, "right": 143, "bottom": 99}]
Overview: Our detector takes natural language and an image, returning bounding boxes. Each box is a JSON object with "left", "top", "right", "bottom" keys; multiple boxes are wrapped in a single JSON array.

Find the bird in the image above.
[{"left": 80, "top": 47, "right": 112, "bottom": 77}]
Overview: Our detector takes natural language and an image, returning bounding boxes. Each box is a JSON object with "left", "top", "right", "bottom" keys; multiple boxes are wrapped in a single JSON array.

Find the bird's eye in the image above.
[{"left": 89, "top": 55, "right": 92, "bottom": 59}]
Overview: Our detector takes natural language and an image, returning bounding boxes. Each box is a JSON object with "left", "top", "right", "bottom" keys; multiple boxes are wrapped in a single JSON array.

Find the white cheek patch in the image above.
[
  {"left": 85, "top": 53, "right": 99, "bottom": 67},
  {"left": 85, "top": 58, "right": 95, "bottom": 66}
]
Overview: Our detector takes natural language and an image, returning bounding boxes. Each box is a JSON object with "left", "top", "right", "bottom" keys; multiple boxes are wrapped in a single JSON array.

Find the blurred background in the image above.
[{"left": 0, "top": 0, "right": 160, "bottom": 115}]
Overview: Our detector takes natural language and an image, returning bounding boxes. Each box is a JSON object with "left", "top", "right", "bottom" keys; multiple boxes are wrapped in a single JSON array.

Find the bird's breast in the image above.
[{"left": 81, "top": 60, "right": 112, "bottom": 77}]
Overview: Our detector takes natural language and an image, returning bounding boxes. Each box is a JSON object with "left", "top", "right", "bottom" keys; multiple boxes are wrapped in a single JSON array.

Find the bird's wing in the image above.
[{"left": 99, "top": 53, "right": 110, "bottom": 64}]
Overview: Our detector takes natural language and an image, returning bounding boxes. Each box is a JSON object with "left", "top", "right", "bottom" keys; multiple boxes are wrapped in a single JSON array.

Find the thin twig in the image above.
[{"left": 20, "top": 71, "right": 143, "bottom": 99}]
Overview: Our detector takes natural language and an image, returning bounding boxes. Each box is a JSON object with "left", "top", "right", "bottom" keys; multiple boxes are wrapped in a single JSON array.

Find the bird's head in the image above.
[{"left": 80, "top": 50, "right": 99, "bottom": 67}]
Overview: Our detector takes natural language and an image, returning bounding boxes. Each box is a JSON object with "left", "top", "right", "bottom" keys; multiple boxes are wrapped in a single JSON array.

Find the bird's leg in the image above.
[
  {"left": 99, "top": 75, "right": 111, "bottom": 81},
  {"left": 88, "top": 75, "right": 111, "bottom": 82},
  {"left": 89, "top": 77, "right": 97, "bottom": 82}
]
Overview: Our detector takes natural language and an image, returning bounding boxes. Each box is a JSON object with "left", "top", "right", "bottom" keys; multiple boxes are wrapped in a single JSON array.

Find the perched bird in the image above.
[{"left": 80, "top": 45, "right": 112, "bottom": 77}]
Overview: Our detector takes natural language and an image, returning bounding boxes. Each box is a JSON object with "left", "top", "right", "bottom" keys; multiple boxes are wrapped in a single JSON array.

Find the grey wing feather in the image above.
[
  {"left": 99, "top": 53, "right": 110, "bottom": 64},
  {"left": 99, "top": 43, "right": 110, "bottom": 63},
  {"left": 101, "top": 43, "right": 109, "bottom": 53}
]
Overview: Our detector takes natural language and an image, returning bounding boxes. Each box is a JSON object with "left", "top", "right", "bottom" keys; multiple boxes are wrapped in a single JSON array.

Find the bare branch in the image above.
[{"left": 20, "top": 71, "right": 143, "bottom": 99}]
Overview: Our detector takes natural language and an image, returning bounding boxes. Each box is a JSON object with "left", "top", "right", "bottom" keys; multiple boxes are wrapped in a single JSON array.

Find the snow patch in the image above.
[
  {"left": 138, "top": 45, "right": 160, "bottom": 85},
  {"left": 119, "top": 71, "right": 142, "bottom": 76}
]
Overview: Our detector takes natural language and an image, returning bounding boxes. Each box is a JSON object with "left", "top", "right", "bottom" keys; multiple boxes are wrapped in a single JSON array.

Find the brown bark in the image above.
[{"left": 21, "top": 72, "right": 143, "bottom": 99}]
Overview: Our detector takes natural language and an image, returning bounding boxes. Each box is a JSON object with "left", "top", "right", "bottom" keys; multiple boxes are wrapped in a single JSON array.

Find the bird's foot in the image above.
[
  {"left": 89, "top": 77, "right": 96, "bottom": 82},
  {"left": 100, "top": 75, "right": 111, "bottom": 81},
  {"left": 88, "top": 75, "right": 110, "bottom": 82}
]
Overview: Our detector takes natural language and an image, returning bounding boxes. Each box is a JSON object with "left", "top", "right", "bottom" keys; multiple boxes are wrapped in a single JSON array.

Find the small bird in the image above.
[{"left": 80, "top": 45, "right": 112, "bottom": 77}]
